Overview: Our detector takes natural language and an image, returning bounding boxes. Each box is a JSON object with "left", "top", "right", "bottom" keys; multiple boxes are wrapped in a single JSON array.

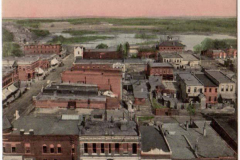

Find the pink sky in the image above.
[{"left": 2, "top": 0, "right": 237, "bottom": 18}]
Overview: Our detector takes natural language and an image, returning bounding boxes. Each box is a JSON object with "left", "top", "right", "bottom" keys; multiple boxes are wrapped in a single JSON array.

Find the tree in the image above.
[
  {"left": 96, "top": 43, "right": 108, "bottom": 49},
  {"left": 201, "top": 38, "right": 214, "bottom": 51},
  {"left": 187, "top": 103, "right": 196, "bottom": 125},
  {"left": 117, "top": 44, "right": 123, "bottom": 52},
  {"left": 123, "top": 42, "right": 130, "bottom": 58}
]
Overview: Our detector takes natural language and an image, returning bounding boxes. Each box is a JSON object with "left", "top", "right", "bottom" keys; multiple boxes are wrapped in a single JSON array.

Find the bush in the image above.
[{"left": 96, "top": 43, "right": 108, "bottom": 49}]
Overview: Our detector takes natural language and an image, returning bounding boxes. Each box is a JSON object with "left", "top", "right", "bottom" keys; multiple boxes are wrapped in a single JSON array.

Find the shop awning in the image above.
[
  {"left": 2, "top": 88, "right": 11, "bottom": 100},
  {"left": 8, "top": 84, "right": 18, "bottom": 93},
  {"left": 35, "top": 67, "right": 44, "bottom": 74},
  {"left": 51, "top": 58, "right": 59, "bottom": 66}
]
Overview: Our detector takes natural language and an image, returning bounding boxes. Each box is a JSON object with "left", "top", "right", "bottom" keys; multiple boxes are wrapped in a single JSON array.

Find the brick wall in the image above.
[{"left": 24, "top": 44, "right": 62, "bottom": 55}]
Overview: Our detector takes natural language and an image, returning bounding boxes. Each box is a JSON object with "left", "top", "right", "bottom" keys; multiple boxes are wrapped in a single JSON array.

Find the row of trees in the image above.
[
  {"left": 95, "top": 42, "right": 130, "bottom": 58},
  {"left": 193, "top": 38, "right": 237, "bottom": 53}
]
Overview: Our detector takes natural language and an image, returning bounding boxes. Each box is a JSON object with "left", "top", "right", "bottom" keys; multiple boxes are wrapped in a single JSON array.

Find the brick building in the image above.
[
  {"left": 195, "top": 74, "right": 218, "bottom": 107},
  {"left": 79, "top": 118, "right": 140, "bottom": 160},
  {"left": 201, "top": 49, "right": 227, "bottom": 59},
  {"left": 34, "top": 83, "right": 120, "bottom": 110},
  {"left": 82, "top": 48, "right": 122, "bottom": 59},
  {"left": 3, "top": 116, "right": 79, "bottom": 160},
  {"left": 24, "top": 44, "right": 62, "bottom": 56},
  {"left": 61, "top": 68, "right": 122, "bottom": 99},
  {"left": 147, "top": 63, "right": 174, "bottom": 80},
  {"left": 2, "top": 67, "right": 19, "bottom": 89},
  {"left": 157, "top": 41, "right": 185, "bottom": 52}
]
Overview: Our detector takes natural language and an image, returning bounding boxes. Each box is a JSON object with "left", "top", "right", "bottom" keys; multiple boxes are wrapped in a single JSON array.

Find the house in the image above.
[
  {"left": 158, "top": 52, "right": 183, "bottom": 69},
  {"left": 131, "top": 80, "right": 148, "bottom": 105},
  {"left": 61, "top": 68, "right": 122, "bottom": 100},
  {"left": 201, "top": 49, "right": 227, "bottom": 59},
  {"left": 204, "top": 70, "right": 236, "bottom": 102},
  {"left": 195, "top": 73, "right": 218, "bottom": 107},
  {"left": 34, "top": 83, "right": 120, "bottom": 110},
  {"left": 3, "top": 116, "right": 79, "bottom": 160},
  {"left": 179, "top": 53, "right": 200, "bottom": 69},
  {"left": 74, "top": 45, "right": 84, "bottom": 59},
  {"left": 176, "top": 73, "right": 204, "bottom": 103},
  {"left": 157, "top": 41, "right": 185, "bottom": 52},
  {"left": 147, "top": 63, "right": 174, "bottom": 81}
]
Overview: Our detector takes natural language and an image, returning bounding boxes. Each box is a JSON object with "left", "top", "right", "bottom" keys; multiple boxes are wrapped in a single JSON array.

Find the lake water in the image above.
[{"left": 39, "top": 33, "right": 236, "bottom": 50}]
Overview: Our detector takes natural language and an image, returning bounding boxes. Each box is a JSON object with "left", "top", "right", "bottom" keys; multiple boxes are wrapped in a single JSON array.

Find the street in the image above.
[{"left": 3, "top": 54, "right": 74, "bottom": 122}]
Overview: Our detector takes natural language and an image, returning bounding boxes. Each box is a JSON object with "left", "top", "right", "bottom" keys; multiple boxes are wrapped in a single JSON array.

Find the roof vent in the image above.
[
  {"left": 20, "top": 129, "right": 24, "bottom": 135},
  {"left": 29, "top": 129, "right": 34, "bottom": 135}
]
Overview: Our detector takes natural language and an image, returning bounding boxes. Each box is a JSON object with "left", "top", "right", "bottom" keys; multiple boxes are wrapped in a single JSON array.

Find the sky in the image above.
[{"left": 2, "top": 0, "right": 237, "bottom": 18}]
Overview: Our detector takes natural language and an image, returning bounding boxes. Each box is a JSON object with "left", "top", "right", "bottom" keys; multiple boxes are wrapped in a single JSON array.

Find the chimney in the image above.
[
  {"left": 15, "top": 110, "right": 20, "bottom": 120},
  {"left": 29, "top": 129, "right": 34, "bottom": 135},
  {"left": 203, "top": 122, "right": 207, "bottom": 136},
  {"left": 20, "top": 129, "right": 24, "bottom": 135},
  {"left": 186, "top": 121, "right": 189, "bottom": 131}
]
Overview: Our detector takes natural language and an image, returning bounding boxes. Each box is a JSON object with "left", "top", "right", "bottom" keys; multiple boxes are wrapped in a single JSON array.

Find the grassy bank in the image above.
[
  {"left": 2, "top": 28, "right": 23, "bottom": 57},
  {"left": 48, "top": 35, "right": 114, "bottom": 44},
  {"left": 12, "top": 18, "right": 237, "bottom": 35},
  {"left": 135, "top": 33, "right": 157, "bottom": 39},
  {"left": 30, "top": 29, "right": 50, "bottom": 37}
]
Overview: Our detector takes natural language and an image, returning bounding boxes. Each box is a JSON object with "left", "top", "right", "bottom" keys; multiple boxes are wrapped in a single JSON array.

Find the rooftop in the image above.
[
  {"left": 149, "top": 76, "right": 163, "bottom": 91},
  {"left": 140, "top": 126, "right": 170, "bottom": 152},
  {"left": 194, "top": 74, "right": 217, "bottom": 87},
  {"left": 74, "top": 58, "right": 122, "bottom": 64},
  {"left": 159, "top": 52, "right": 182, "bottom": 58},
  {"left": 158, "top": 41, "right": 185, "bottom": 47},
  {"left": 178, "top": 73, "right": 203, "bottom": 86},
  {"left": 162, "top": 121, "right": 236, "bottom": 159},
  {"left": 205, "top": 70, "right": 234, "bottom": 83},
  {"left": 84, "top": 48, "right": 117, "bottom": 52},
  {"left": 80, "top": 119, "right": 138, "bottom": 136},
  {"left": 131, "top": 80, "right": 148, "bottom": 99},
  {"left": 149, "top": 63, "right": 173, "bottom": 68},
  {"left": 179, "top": 54, "right": 199, "bottom": 61},
  {"left": 11, "top": 116, "right": 79, "bottom": 135},
  {"left": 162, "top": 81, "right": 177, "bottom": 91}
]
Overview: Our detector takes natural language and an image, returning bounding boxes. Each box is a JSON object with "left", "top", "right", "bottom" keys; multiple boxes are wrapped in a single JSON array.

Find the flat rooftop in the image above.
[
  {"left": 140, "top": 126, "right": 170, "bottom": 152},
  {"left": 80, "top": 120, "right": 138, "bottom": 136},
  {"left": 11, "top": 116, "right": 79, "bottom": 135},
  {"left": 195, "top": 74, "right": 217, "bottom": 87},
  {"left": 162, "top": 81, "right": 177, "bottom": 91},
  {"left": 205, "top": 70, "right": 234, "bottom": 83},
  {"left": 178, "top": 73, "right": 203, "bottom": 86},
  {"left": 160, "top": 52, "right": 182, "bottom": 58},
  {"left": 149, "top": 63, "right": 173, "bottom": 68},
  {"left": 179, "top": 53, "right": 199, "bottom": 61},
  {"left": 162, "top": 121, "right": 236, "bottom": 159}
]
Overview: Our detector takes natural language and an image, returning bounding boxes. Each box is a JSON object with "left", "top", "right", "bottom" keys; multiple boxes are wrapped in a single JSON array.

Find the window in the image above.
[
  {"left": 221, "top": 86, "right": 224, "bottom": 92},
  {"left": 132, "top": 143, "right": 137, "bottom": 154},
  {"left": 115, "top": 143, "right": 119, "bottom": 154},
  {"left": 199, "top": 89, "right": 203, "bottom": 93},
  {"left": 101, "top": 143, "right": 104, "bottom": 153},
  {"left": 12, "top": 147, "right": 16, "bottom": 153},
  {"left": 214, "top": 97, "right": 217, "bottom": 102},
  {"left": 25, "top": 143, "right": 31, "bottom": 153},
  {"left": 72, "top": 146, "right": 75, "bottom": 154},
  {"left": 43, "top": 145, "right": 47, "bottom": 153},
  {"left": 84, "top": 143, "right": 88, "bottom": 153},
  {"left": 93, "top": 143, "right": 97, "bottom": 153},
  {"left": 209, "top": 88, "right": 212, "bottom": 92},
  {"left": 205, "top": 88, "right": 207, "bottom": 92},
  {"left": 215, "top": 88, "right": 217, "bottom": 92},
  {"left": 226, "top": 85, "right": 229, "bottom": 91},
  {"left": 188, "top": 87, "right": 191, "bottom": 93},
  {"left": 194, "top": 87, "right": 197, "bottom": 93},
  {"left": 57, "top": 147, "right": 62, "bottom": 153},
  {"left": 3, "top": 147, "right": 5, "bottom": 153},
  {"left": 109, "top": 144, "right": 111, "bottom": 153},
  {"left": 50, "top": 147, "right": 54, "bottom": 153},
  {"left": 230, "top": 85, "right": 233, "bottom": 91},
  {"left": 209, "top": 97, "right": 211, "bottom": 101}
]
